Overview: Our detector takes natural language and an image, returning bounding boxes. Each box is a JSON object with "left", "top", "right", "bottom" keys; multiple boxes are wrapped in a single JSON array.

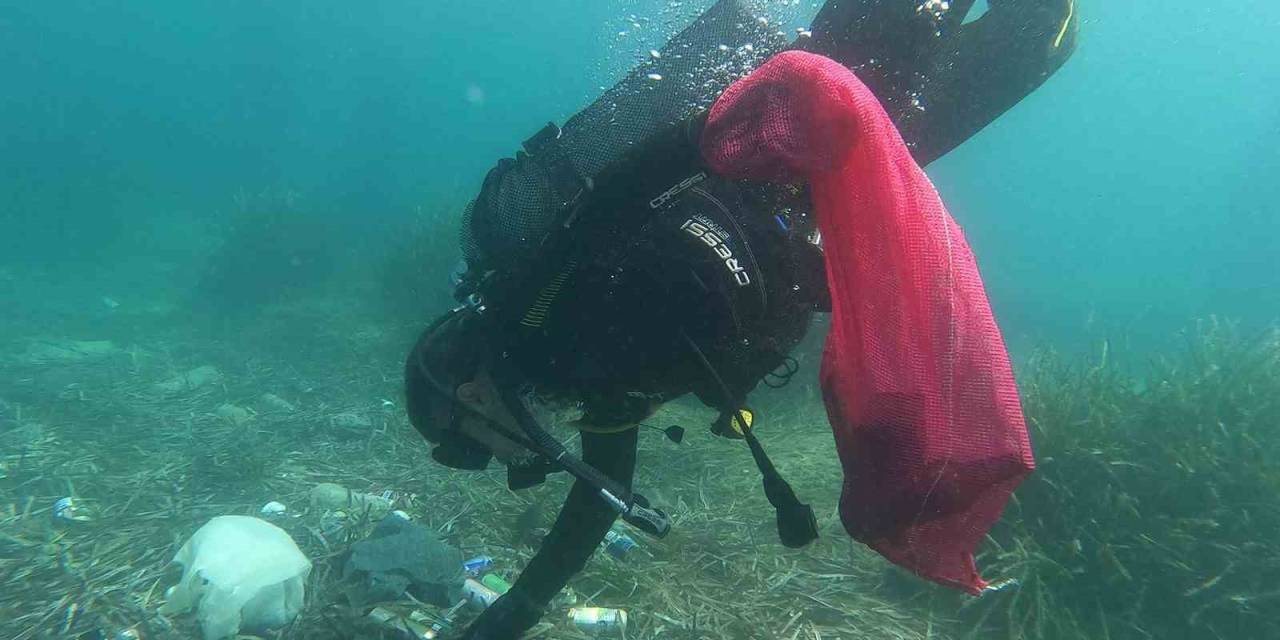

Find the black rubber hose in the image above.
[{"left": 491, "top": 357, "right": 672, "bottom": 538}]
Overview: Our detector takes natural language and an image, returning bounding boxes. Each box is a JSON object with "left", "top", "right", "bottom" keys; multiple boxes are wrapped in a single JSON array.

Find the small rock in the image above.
[
  {"left": 154, "top": 365, "right": 222, "bottom": 395},
  {"left": 260, "top": 393, "right": 296, "bottom": 413},
  {"left": 329, "top": 412, "right": 373, "bottom": 431},
  {"left": 214, "top": 403, "right": 253, "bottom": 424}
]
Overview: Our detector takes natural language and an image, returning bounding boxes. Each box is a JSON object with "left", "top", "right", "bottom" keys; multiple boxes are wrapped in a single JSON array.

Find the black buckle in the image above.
[
  {"left": 522, "top": 122, "right": 562, "bottom": 156},
  {"left": 521, "top": 121, "right": 592, "bottom": 215}
]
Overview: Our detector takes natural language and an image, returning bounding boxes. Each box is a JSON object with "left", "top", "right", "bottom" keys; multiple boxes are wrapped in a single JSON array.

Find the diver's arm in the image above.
[{"left": 463, "top": 427, "right": 639, "bottom": 638}]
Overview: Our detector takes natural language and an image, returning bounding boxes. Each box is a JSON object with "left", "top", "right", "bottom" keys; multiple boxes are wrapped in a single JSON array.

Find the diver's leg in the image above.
[{"left": 899, "top": 0, "right": 1080, "bottom": 165}]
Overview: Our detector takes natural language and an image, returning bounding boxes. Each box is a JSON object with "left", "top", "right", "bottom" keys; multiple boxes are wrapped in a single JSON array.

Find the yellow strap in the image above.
[{"left": 1054, "top": 0, "right": 1075, "bottom": 50}]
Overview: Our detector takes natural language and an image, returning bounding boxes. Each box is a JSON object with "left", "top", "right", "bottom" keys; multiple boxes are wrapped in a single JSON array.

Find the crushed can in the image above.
[
  {"left": 463, "top": 555, "right": 493, "bottom": 575},
  {"left": 568, "top": 607, "right": 628, "bottom": 637},
  {"left": 602, "top": 529, "right": 637, "bottom": 560},
  {"left": 53, "top": 497, "right": 91, "bottom": 522},
  {"left": 367, "top": 606, "right": 432, "bottom": 640},
  {"left": 462, "top": 578, "right": 501, "bottom": 610}
]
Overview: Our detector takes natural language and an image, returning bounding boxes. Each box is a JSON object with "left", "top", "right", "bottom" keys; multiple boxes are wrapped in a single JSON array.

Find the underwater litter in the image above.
[
  {"left": 6, "top": 297, "right": 1275, "bottom": 639},
  {"left": 0, "top": 314, "right": 1003, "bottom": 640}
]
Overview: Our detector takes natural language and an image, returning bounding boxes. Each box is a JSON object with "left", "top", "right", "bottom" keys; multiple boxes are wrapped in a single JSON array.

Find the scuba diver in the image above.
[{"left": 405, "top": 1, "right": 1078, "bottom": 637}]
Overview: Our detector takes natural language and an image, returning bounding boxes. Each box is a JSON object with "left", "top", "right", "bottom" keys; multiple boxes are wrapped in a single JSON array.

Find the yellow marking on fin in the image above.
[{"left": 1054, "top": 0, "right": 1075, "bottom": 49}]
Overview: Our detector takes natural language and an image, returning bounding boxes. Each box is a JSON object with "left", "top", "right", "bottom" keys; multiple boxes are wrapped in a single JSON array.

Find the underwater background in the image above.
[{"left": 2, "top": 1, "right": 1278, "bottom": 639}]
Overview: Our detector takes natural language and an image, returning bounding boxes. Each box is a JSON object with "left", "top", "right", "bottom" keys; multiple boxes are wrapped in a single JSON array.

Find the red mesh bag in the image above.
[{"left": 701, "top": 51, "right": 1033, "bottom": 594}]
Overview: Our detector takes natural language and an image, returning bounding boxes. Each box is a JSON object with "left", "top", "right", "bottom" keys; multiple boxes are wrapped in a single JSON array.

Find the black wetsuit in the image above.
[
  {"left": 455, "top": 1, "right": 1079, "bottom": 637},
  {"left": 465, "top": 169, "right": 826, "bottom": 636}
]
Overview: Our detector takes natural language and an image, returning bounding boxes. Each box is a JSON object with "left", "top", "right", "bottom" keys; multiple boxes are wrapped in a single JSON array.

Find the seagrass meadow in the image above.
[
  {"left": 2, "top": 243, "right": 1276, "bottom": 640},
  {"left": 4, "top": 1, "right": 1280, "bottom": 638}
]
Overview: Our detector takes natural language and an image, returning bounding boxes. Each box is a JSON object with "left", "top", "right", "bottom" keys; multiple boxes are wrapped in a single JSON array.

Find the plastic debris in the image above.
[
  {"left": 309, "top": 482, "right": 393, "bottom": 518},
  {"left": 480, "top": 574, "right": 511, "bottom": 594},
  {"left": 159, "top": 516, "right": 311, "bottom": 640},
  {"left": 366, "top": 606, "right": 435, "bottom": 640},
  {"left": 154, "top": 365, "right": 223, "bottom": 395},
  {"left": 260, "top": 501, "right": 287, "bottom": 516},
  {"left": 982, "top": 577, "right": 1021, "bottom": 594},
  {"left": 342, "top": 512, "right": 465, "bottom": 608},
  {"left": 568, "top": 607, "right": 628, "bottom": 636},
  {"left": 53, "top": 497, "right": 92, "bottom": 522}
]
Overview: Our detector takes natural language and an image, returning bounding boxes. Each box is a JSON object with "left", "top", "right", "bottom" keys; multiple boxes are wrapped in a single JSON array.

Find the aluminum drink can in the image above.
[
  {"left": 462, "top": 578, "right": 501, "bottom": 610},
  {"left": 53, "top": 497, "right": 90, "bottom": 522},
  {"left": 463, "top": 555, "right": 493, "bottom": 575},
  {"left": 53, "top": 497, "right": 76, "bottom": 519},
  {"left": 568, "top": 607, "right": 628, "bottom": 636},
  {"left": 602, "top": 529, "right": 637, "bottom": 560}
]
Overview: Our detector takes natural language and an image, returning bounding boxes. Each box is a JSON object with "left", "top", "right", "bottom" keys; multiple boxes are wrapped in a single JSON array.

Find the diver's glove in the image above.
[{"left": 461, "top": 588, "right": 545, "bottom": 639}]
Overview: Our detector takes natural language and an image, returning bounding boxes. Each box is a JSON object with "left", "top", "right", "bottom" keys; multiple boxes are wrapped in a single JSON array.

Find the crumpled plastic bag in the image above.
[
  {"left": 159, "top": 515, "right": 311, "bottom": 639},
  {"left": 342, "top": 512, "right": 464, "bottom": 607}
]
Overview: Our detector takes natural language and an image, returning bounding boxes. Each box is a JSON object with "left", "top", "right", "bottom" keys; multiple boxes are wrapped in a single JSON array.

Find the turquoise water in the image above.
[
  {"left": 4, "top": 1, "right": 1275, "bottom": 354},
  {"left": 2, "top": 2, "right": 1278, "bottom": 639}
]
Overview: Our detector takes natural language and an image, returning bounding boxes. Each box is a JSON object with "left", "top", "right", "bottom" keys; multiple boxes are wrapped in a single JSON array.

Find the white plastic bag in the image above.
[{"left": 160, "top": 515, "right": 311, "bottom": 640}]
